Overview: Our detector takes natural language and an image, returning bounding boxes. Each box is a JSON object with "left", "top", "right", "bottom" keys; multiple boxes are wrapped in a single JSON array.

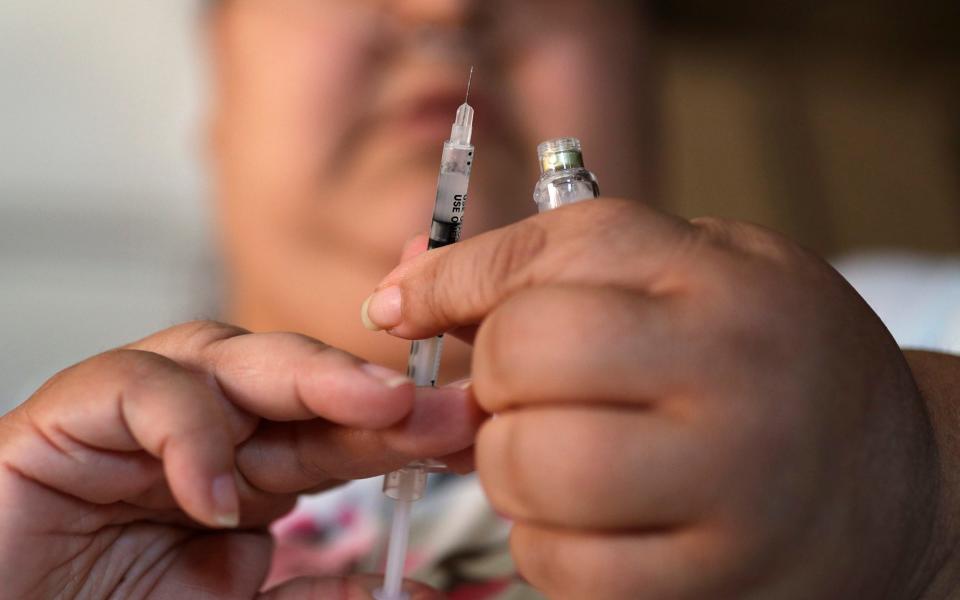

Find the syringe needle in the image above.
[{"left": 465, "top": 66, "right": 474, "bottom": 104}]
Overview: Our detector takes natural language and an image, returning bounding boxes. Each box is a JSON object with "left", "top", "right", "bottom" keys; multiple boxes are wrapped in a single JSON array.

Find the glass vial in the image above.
[{"left": 533, "top": 137, "right": 600, "bottom": 212}]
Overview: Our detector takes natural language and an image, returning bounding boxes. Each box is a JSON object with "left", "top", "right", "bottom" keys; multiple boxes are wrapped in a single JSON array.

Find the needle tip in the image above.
[{"left": 465, "top": 66, "right": 474, "bottom": 104}]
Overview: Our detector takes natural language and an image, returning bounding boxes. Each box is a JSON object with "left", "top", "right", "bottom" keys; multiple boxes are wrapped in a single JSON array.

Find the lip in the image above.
[{"left": 374, "top": 85, "right": 498, "bottom": 146}]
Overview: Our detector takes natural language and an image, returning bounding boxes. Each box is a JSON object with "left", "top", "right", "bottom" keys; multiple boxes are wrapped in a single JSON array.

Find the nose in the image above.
[{"left": 390, "top": 0, "right": 477, "bottom": 29}]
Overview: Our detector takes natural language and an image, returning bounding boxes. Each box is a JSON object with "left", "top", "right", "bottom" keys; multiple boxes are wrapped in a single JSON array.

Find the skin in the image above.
[
  {"left": 208, "top": 0, "right": 651, "bottom": 373},
  {"left": 1, "top": 0, "right": 959, "bottom": 598},
  {"left": 0, "top": 321, "right": 479, "bottom": 598},
  {"left": 365, "top": 202, "right": 960, "bottom": 598}
]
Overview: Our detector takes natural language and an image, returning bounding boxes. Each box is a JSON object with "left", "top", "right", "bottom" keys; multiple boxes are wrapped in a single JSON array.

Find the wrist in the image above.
[{"left": 903, "top": 350, "right": 960, "bottom": 600}]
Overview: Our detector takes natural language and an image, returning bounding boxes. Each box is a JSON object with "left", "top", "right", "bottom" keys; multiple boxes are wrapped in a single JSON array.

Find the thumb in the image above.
[{"left": 360, "top": 198, "right": 691, "bottom": 339}]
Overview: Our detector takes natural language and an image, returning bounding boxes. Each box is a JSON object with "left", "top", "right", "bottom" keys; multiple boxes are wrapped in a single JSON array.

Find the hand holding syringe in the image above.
[{"left": 360, "top": 78, "right": 939, "bottom": 600}]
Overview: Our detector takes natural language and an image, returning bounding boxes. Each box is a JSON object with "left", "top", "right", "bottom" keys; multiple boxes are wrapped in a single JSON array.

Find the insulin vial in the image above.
[{"left": 533, "top": 137, "right": 600, "bottom": 212}]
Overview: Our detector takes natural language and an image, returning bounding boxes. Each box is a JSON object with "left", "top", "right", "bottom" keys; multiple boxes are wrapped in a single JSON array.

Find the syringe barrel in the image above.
[
  {"left": 407, "top": 335, "right": 444, "bottom": 387},
  {"left": 428, "top": 142, "right": 474, "bottom": 249},
  {"left": 410, "top": 143, "right": 472, "bottom": 388}
]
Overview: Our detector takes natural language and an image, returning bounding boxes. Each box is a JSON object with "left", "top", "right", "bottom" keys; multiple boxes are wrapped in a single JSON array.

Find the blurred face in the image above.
[{"left": 208, "top": 0, "right": 650, "bottom": 370}]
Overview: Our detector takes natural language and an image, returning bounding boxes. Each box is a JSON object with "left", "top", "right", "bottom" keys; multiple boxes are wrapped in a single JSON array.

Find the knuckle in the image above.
[
  {"left": 508, "top": 528, "right": 575, "bottom": 598},
  {"left": 547, "top": 422, "right": 608, "bottom": 502},
  {"left": 481, "top": 409, "right": 631, "bottom": 528},
  {"left": 130, "top": 320, "right": 250, "bottom": 356},
  {"left": 484, "top": 219, "right": 548, "bottom": 292},
  {"left": 175, "top": 320, "right": 250, "bottom": 350},
  {"left": 283, "top": 331, "right": 330, "bottom": 349},
  {"left": 422, "top": 220, "right": 549, "bottom": 327},
  {"left": 552, "top": 198, "right": 692, "bottom": 287},
  {"left": 686, "top": 219, "right": 813, "bottom": 335},
  {"left": 28, "top": 363, "right": 75, "bottom": 399},
  {"left": 690, "top": 215, "right": 769, "bottom": 248},
  {"left": 689, "top": 215, "right": 734, "bottom": 240},
  {"left": 472, "top": 316, "right": 507, "bottom": 410},
  {"left": 571, "top": 547, "right": 641, "bottom": 599},
  {"left": 99, "top": 351, "right": 194, "bottom": 406},
  {"left": 690, "top": 216, "right": 798, "bottom": 267},
  {"left": 476, "top": 416, "right": 537, "bottom": 520},
  {"left": 572, "top": 197, "right": 653, "bottom": 244},
  {"left": 258, "top": 331, "right": 334, "bottom": 361},
  {"left": 89, "top": 349, "right": 175, "bottom": 384},
  {"left": 528, "top": 413, "right": 611, "bottom": 523},
  {"left": 509, "top": 527, "right": 553, "bottom": 591},
  {"left": 26, "top": 349, "right": 175, "bottom": 408},
  {"left": 178, "top": 319, "right": 248, "bottom": 338},
  {"left": 586, "top": 196, "right": 638, "bottom": 227},
  {"left": 291, "top": 426, "right": 337, "bottom": 482},
  {"left": 475, "top": 287, "right": 595, "bottom": 410},
  {"left": 513, "top": 530, "right": 637, "bottom": 600},
  {"left": 473, "top": 290, "right": 548, "bottom": 410},
  {"left": 287, "top": 334, "right": 340, "bottom": 373},
  {"left": 425, "top": 253, "right": 472, "bottom": 327}
]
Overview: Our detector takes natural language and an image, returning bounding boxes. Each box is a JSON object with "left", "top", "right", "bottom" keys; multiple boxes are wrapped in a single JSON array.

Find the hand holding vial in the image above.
[{"left": 363, "top": 182, "right": 941, "bottom": 598}]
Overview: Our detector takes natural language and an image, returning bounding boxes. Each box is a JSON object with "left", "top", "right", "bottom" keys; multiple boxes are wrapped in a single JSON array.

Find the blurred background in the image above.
[
  {"left": 1, "top": 0, "right": 958, "bottom": 413},
  {"left": 1, "top": 1, "right": 211, "bottom": 410},
  {"left": 651, "top": 0, "right": 960, "bottom": 254}
]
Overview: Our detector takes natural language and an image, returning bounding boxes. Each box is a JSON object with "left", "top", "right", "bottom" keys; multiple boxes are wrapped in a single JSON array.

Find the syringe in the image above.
[
  {"left": 405, "top": 70, "right": 475, "bottom": 389},
  {"left": 374, "top": 69, "right": 476, "bottom": 600}
]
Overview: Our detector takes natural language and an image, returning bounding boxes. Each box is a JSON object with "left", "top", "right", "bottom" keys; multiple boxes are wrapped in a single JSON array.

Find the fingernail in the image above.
[
  {"left": 360, "top": 295, "right": 378, "bottom": 331},
  {"left": 211, "top": 473, "right": 240, "bottom": 528},
  {"left": 361, "top": 287, "right": 403, "bottom": 331},
  {"left": 361, "top": 363, "right": 413, "bottom": 389}
]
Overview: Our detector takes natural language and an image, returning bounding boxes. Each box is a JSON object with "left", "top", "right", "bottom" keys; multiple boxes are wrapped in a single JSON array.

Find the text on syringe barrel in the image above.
[{"left": 428, "top": 143, "right": 474, "bottom": 249}]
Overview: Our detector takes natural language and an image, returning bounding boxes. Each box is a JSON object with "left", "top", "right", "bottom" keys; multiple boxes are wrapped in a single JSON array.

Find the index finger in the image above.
[
  {"left": 129, "top": 321, "right": 416, "bottom": 430},
  {"left": 361, "top": 198, "right": 692, "bottom": 339}
]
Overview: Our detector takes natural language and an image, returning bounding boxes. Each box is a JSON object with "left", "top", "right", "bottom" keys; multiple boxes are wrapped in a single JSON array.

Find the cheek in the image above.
[{"left": 216, "top": 4, "right": 378, "bottom": 192}]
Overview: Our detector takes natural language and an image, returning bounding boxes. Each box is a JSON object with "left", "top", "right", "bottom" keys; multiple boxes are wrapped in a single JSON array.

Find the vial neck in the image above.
[{"left": 539, "top": 150, "right": 584, "bottom": 175}]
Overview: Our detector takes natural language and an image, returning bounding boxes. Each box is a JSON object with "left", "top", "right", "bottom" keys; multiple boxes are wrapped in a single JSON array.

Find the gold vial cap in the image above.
[{"left": 537, "top": 137, "right": 584, "bottom": 174}]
